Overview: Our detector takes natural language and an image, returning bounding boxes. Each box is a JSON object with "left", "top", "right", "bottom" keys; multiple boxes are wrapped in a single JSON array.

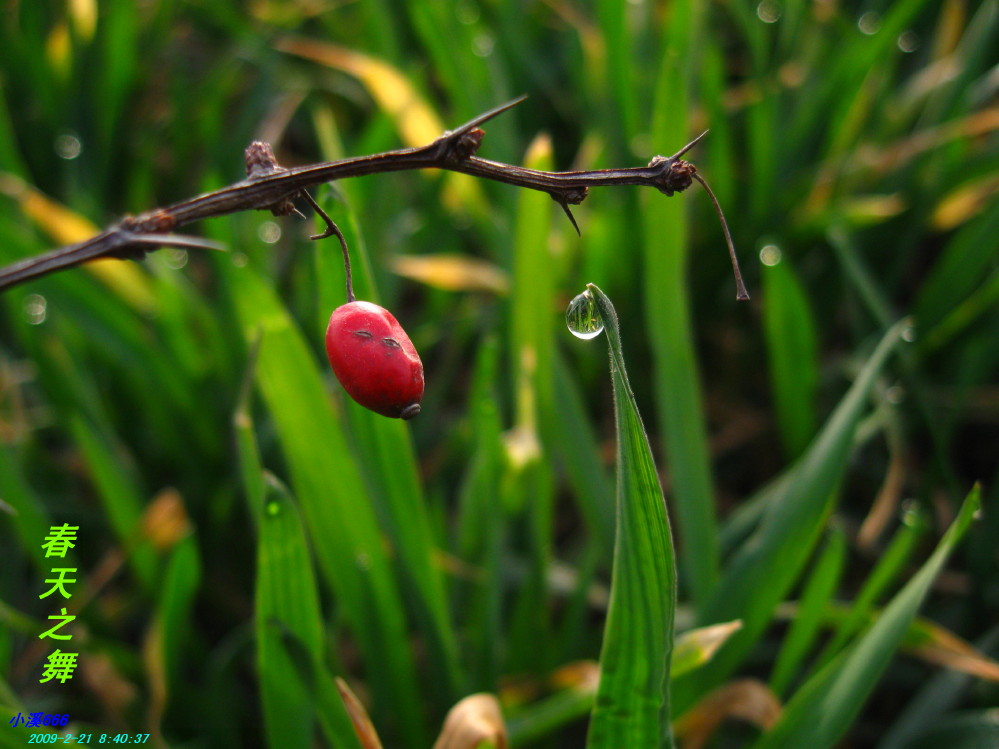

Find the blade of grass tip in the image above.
[
  {"left": 584, "top": 284, "right": 677, "bottom": 749},
  {"left": 671, "top": 621, "right": 745, "bottom": 680},
  {"left": 335, "top": 677, "right": 385, "bottom": 749},
  {"left": 673, "top": 319, "right": 909, "bottom": 713},
  {"left": 751, "top": 484, "right": 981, "bottom": 749},
  {"left": 812, "top": 504, "right": 929, "bottom": 671}
]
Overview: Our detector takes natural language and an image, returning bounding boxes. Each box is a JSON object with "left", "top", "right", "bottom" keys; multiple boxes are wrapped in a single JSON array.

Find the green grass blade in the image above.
[
  {"left": 643, "top": 0, "right": 718, "bottom": 606},
  {"left": 761, "top": 253, "right": 820, "bottom": 459},
  {"left": 227, "top": 262, "right": 427, "bottom": 746},
  {"left": 888, "top": 710, "right": 999, "bottom": 749},
  {"left": 0, "top": 447, "right": 52, "bottom": 571},
  {"left": 453, "top": 336, "right": 506, "bottom": 691},
  {"left": 68, "top": 414, "right": 155, "bottom": 588},
  {"left": 880, "top": 629, "right": 999, "bottom": 749},
  {"left": 769, "top": 526, "right": 847, "bottom": 697},
  {"left": 256, "top": 474, "right": 359, "bottom": 749},
  {"left": 914, "top": 205, "right": 999, "bottom": 328},
  {"left": 504, "top": 134, "right": 558, "bottom": 677},
  {"left": 752, "top": 485, "right": 981, "bottom": 749},
  {"left": 675, "top": 319, "right": 908, "bottom": 711},
  {"left": 142, "top": 533, "right": 201, "bottom": 740},
  {"left": 813, "top": 506, "right": 929, "bottom": 670},
  {"left": 552, "top": 349, "right": 615, "bottom": 556},
  {"left": 585, "top": 284, "right": 677, "bottom": 749}
]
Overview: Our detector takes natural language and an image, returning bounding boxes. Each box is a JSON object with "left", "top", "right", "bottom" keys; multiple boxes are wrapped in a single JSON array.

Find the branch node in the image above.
[
  {"left": 245, "top": 141, "right": 283, "bottom": 179},
  {"left": 648, "top": 155, "right": 697, "bottom": 196}
]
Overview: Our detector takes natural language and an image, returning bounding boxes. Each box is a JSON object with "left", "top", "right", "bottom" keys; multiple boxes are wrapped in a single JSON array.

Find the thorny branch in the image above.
[{"left": 0, "top": 96, "right": 749, "bottom": 300}]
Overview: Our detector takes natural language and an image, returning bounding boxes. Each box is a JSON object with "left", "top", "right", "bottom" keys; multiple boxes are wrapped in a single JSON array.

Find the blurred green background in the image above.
[{"left": 1, "top": 0, "right": 997, "bottom": 747}]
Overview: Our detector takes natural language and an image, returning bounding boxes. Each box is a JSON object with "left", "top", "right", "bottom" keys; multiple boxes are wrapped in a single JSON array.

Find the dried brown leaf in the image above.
[
  {"left": 433, "top": 693, "right": 507, "bottom": 749},
  {"left": 674, "top": 679, "right": 782, "bottom": 749},
  {"left": 336, "top": 677, "right": 385, "bottom": 749}
]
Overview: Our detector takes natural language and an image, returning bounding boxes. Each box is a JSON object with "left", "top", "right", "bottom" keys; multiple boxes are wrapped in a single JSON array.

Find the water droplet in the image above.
[
  {"left": 900, "top": 500, "right": 921, "bottom": 526},
  {"left": 456, "top": 0, "right": 480, "bottom": 24},
  {"left": 886, "top": 384, "right": 905, "bottom": 404},
  {"left": 858, "top": 11, "right": 880, "bottom": 35},
  {"left": 897, "top": 30, "right": 919, "bottom": 53},
  {"left": 901, "top": 325, "right": 916, "bottom": 343},
  {"left": 566, "top": 290, "right": 604, "bottom": 340},
  {"left": 472, "top": 33, "right": 495, "bottom": 58},
  {"left": 759, "top": 244, "right": 782, "bottom": 266},
  {"left": 54, "top": 133, "right": 82, "bottom": 160},
  {"left": 757, "top": 0, "right": 781, "bottom": 23},
  {"left": 164, "top": 249, "right": 188, "bottom": 269},
  {"left": 23, "top": 294, "right": 47, "bottom": 325},
  {"left": 265, "top": 500, "right": 281, "bottom": 517},
  {"left": 258, "top": 221, "right": 281, "bottom": 244}
]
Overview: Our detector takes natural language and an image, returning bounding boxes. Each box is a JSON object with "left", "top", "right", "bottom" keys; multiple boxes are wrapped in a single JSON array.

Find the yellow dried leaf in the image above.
[
  {"left": 46, "top": 22, "right": 71, "bottom": 78},
  {"left": 672, "top": 620, "right": 744, "bottom": 677},
  {"left": 908, "top": 620, "right": 999, "bottom": 682},
  {"left": 0, "top": 173, "right": 155, "bottom": 312},
  {"left": 390, "top": 254, "right": 509, "bottom": 294},
  {"left": 275, "top": 37, "right": 442, "bottom": 147},
  {"left": 80, "top": 651, "right": 139, "bottom": 717},
  {"left": 841, "top": 193, "right": 906, "bottom": 225},
  {"left": 674, "top": 679, "right": 782, "bottom": 749},
  {"left": 550, "top": 660, "right": 600, "bottom": 692},
  {"left": 932, "top": 174, "right": 999, "bottom": 230},
  {"left": 336, "top": 677, "right": 385, "bottom": 749},
  {"left": 433, "top": 693, "right": 507, "bottom": 749},
  {"left": 141, "top": 488, "right": 191, "bottom": 552},
  {"left": 70, "top": 0, "right": 98, "bottom": 42}
]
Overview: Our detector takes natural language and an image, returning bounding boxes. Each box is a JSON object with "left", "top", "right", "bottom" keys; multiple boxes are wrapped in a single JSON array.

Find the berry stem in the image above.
[
  {"left": 692, "top": 172, "right": 750, "bottom": 301},
  {"left": 301, "top": 189, "right": 354, "bottom": 302}
]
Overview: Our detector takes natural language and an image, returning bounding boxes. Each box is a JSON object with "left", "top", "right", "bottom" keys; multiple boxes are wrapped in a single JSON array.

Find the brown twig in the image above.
[{"left": 0, "top": 96, "right": 749, "bottom": 299}]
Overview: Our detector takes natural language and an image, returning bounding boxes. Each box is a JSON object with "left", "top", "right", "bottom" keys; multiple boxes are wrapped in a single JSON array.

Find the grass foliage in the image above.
[{"left": 1, "top": 1, "right": 997, "bottom": 747}]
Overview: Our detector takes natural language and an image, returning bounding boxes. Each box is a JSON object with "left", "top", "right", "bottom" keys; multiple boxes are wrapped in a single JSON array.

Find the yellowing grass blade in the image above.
[
  {"left": 1, "top": 173, "right": 154, "bottom": 311},
  {"left": 274, "top": 37, "right": 443, "bottom": 147}
]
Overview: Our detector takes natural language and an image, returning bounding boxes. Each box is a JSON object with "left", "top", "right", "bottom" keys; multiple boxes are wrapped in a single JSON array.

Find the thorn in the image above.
[
  {"left": 446, "top": 95, "right": 528, "bottom": 138},
  {"left": 121, "top": 232, "right": 228, "bottom": 253},
  {"left": 669, "top": 130, "right": 709, "bottom": 162},
  {"left": 556, "top": 199, "right": 581, "bottom": 236}
]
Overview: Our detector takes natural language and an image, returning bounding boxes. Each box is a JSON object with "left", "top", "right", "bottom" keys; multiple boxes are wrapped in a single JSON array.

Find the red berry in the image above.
[{"left": 325, "top": 301, "right": 424, "bottom": 419}]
